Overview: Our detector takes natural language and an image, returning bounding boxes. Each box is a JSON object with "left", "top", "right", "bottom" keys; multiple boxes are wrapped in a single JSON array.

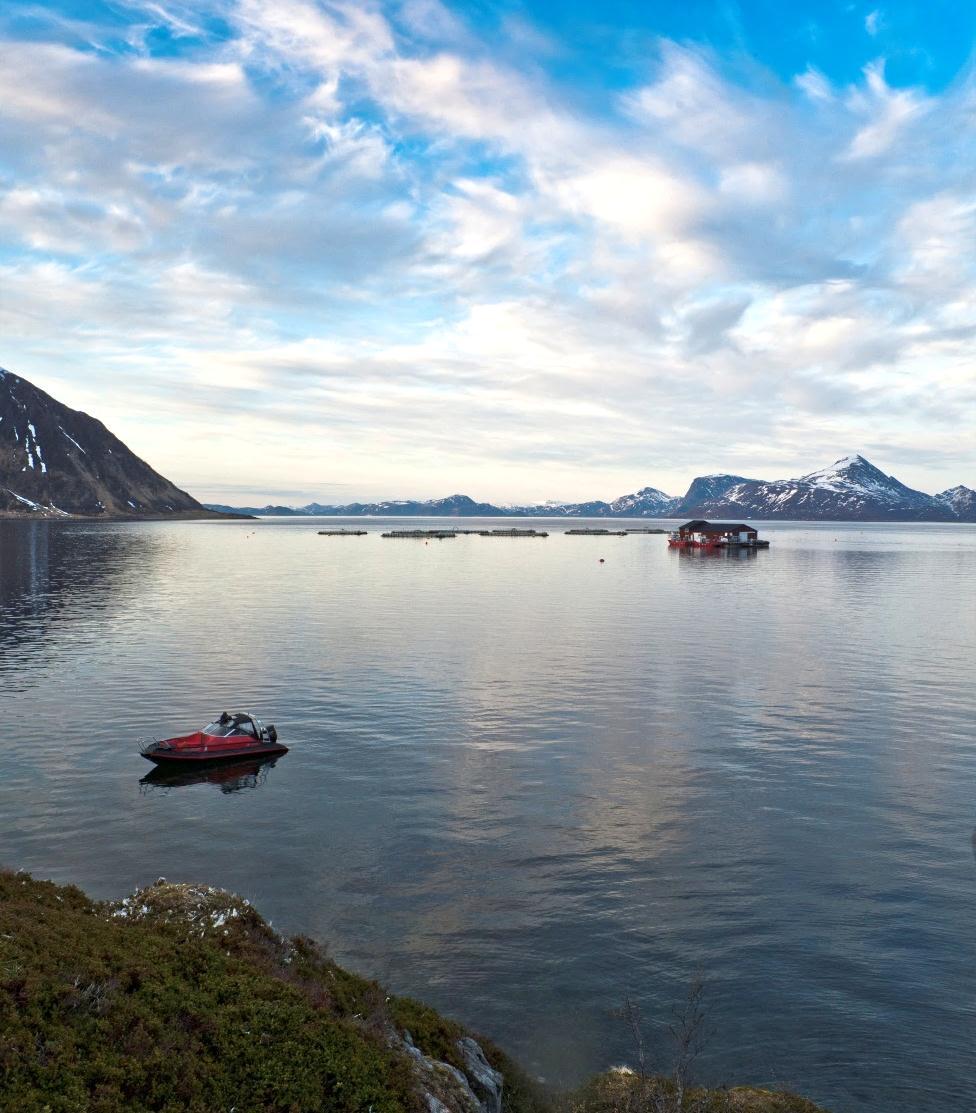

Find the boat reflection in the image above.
[
  {"left": 674, "top": 545, "right": 759, "bottom": 561},
  {"left": 140, "top": 755, "right": 281, "bottom": 795}
]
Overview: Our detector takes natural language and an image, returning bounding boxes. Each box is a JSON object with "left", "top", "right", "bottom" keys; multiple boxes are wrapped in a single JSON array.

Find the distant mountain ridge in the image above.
[
  {"left": 682, "top": 456, "right": 959, "bottom": 522},
  {"left": 0, "top": 368, "right": 231, "bottom": 518},
  {"left": 208, "top": 455, "right": 976, "bottom": 523}
]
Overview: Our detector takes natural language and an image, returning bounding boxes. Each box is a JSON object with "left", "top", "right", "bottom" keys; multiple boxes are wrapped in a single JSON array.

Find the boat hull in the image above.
[{"left": 142, "top": 743, "right": 288, "bottom": 764}]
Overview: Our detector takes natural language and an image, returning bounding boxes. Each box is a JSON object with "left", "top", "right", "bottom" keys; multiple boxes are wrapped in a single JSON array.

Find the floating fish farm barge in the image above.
[
  {"left": 382, "top": 529, "right": 458, "bottom": 539},
  {"left": 564, "top": 527, "right": 668, "bottom": 536},
  {"left": 381, "top": 528, "right": 549, "bottom": 539},
  {"left": 667, "top": 520, "right": 770, "bottom": 550},
  {"left": 480, "top": 528, "right": 548, "bottom": 537}
]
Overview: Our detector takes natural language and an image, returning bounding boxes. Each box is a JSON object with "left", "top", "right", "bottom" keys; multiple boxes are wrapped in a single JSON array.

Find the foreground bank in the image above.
[{"left": 0, "top": 870, "right": 826, "bottom": 1112}]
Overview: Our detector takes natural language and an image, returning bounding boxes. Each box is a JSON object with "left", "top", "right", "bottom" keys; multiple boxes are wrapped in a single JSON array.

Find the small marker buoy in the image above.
[{"left": 599, "top": 558, "right": 605, "bottom": 563}]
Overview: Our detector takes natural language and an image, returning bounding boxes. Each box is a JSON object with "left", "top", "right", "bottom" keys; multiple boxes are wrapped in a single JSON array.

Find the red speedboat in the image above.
[{"left": 140, "top": 712, "right": 287, "bottom": 765}]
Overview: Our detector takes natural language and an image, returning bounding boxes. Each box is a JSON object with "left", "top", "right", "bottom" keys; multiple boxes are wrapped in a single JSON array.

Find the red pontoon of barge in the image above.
[
  {"left": 668, "top": 520, "right": 770, "bottom": 550},
  {"left": 140, "top": 712, "right": 287, "bottom": 765}
]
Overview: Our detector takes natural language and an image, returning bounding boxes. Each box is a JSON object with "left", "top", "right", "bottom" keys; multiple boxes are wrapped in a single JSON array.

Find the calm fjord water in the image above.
[{"left": 2, "top": 518, "right": 975, "bottom": 1111}]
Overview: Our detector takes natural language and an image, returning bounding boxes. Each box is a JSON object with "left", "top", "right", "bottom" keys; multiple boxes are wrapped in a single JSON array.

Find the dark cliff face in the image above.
[{"left": 0, "top": 368, "right": 203, "bottom": 517}]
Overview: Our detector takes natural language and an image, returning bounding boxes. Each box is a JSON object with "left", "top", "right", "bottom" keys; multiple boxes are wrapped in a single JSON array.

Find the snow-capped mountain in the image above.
[
  {"left": 0, "top": 368, "right": 214, "bottom": 518},
  {"left": 936, "top": 485, "right": 976, "bottom": 521},
  {"left": 513, "top": 499, "right": 615, "bottom": 517},
  {"left": 206, "top": 455, "right": 976, "bottom": 523},
  {"left": 608, "top": 485, "right": 679, "bottom": 516},
  {"left": 678, "top": 455, "right": 957, "bottom": 521},
  {"left": 508, "top": 486, "right": 678, "bottom": 517},
  {"left": 307, "top": 494, "right": 510, "bottom": 516},
  {"left": 677, "top": 473, "right": 759, "bottom": 510}
]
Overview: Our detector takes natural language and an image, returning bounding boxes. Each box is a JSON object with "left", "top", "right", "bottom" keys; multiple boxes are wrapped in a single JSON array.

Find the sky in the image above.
[{"left": 1, "top": 0, "right": 975, "bottom": 505}]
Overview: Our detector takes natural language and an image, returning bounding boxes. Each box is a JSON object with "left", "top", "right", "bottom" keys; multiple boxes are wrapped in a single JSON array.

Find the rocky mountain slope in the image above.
[
  {"left": 209, "top": 456, "right": 975, "bottom": 522},
  {"left": 676, "top": 455, "right": 962, "bottom": 522},
  {"left": 936, "top": 485, "right": 976, "bottom": 520},
  {"left": 0, "top": 368, "right": 223, "bottom": 518},
  {"left": 677, "top": 473, "right": 758, "bottom": 510}
]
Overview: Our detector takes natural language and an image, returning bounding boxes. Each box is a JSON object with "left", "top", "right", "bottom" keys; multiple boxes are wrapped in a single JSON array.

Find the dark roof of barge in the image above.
[{"left": 678, "top": 520, "right": 757, "bottom": 532}]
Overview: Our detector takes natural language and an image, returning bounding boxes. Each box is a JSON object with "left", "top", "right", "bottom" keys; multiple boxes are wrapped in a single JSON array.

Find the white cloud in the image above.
[
  {"left": 0, "top": 0, "right": 974, "bottom": 501},
  {"left": 553, "top": 158, "right": 703, "bottom": 239},
  {"left": 795, "top": 67, "right": 834, "bottom": 102},
  {"left": 718, "top": 162, "right": 788, "bottom": 204},
  {"left": 844, "top": 60, "right": 931, "bottom": 159}
]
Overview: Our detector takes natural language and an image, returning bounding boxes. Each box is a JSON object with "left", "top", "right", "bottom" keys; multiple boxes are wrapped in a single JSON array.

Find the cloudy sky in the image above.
[{"left": 1, "top": 0, "right": 974, "bottom": 504}]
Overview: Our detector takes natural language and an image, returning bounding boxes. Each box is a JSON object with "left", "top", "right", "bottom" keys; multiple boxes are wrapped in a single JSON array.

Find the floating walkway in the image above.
[
  {"left": 317, "top": 525, "right": 666, "bottom": 539},
  {"left": 382, "top": 529, "right": 457, "bottom": 539},
  {"left": 380, "top": 528, "right": 549, "bottom": 539},
  {"left": 477, "top": 528, "right": 548, "bottom": 538}
]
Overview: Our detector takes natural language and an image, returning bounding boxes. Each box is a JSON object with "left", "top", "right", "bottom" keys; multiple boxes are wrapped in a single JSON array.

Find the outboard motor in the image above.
[{"left": 266, "top": 724, "right": 277, "bottom": 743}]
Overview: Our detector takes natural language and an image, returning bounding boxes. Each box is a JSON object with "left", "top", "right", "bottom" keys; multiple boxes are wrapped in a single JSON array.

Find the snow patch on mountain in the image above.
[
  {"left": 206, "top": 455, "right": 974, "bottom": 523},
  {"left": 1, "top": 367, "right": 210, "bottom": 517},
  {"left": 608, "top": 486, "right": 678, "bottom": 516},
  {"left": 936, "top": 485, "right": 976, "bottom": 521}
]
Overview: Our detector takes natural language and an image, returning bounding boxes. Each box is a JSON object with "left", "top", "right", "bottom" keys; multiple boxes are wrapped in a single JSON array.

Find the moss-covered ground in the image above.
[{"left": 0, "top": 871, "right": 828, "bottom": 1113}]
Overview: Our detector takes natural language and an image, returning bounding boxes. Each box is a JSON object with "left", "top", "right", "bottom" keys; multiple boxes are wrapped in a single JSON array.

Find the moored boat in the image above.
[{"left": 140, "top": 711, "right": 287, "bottom": 764}]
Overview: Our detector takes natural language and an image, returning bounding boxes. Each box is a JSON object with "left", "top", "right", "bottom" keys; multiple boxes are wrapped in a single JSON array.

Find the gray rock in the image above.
[
  {"left": 394, "top": 1030, "right": 484, "bottom": 1113},
  {"left": 457, "top": 1037, "right": 504, "bottom": 1113}
]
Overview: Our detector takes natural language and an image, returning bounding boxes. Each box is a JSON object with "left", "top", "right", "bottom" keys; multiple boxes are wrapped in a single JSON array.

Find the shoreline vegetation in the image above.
[{"left": 0, "top": 870, "right": 827, "bottom": 1112}]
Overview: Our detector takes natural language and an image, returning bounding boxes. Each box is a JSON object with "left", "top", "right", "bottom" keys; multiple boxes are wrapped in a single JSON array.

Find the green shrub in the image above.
[{"left": 0, "top": 872, "right": 830, "bottom": 1113}]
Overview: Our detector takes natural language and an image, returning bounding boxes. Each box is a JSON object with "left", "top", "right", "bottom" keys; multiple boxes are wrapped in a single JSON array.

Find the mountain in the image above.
[
  {"left": 308, "top": 494, "right": 510, "bottom": 517},
  {"left": 518, "top": 499, "right": 614, "bottom": 516},
  {"left": 677, "top": 473, "right": 758, "bottom": 510},
  {"left": 0, "top": 368, "right": 230, "bottom": 518},
  {"left": 205, "top": 503, "right": 310, "bottom": 517},
  {"left": 936, "top": 485, "right": 976, "bottom": 521},
  {"left": 676, "top": 455, "right": 955, "bottom": 521},
  {"left": 608, "top": 485, "right": 679, "bottom": 516},
  {"left": 207, "top": 455, "right": 976, "bottom": 523}
]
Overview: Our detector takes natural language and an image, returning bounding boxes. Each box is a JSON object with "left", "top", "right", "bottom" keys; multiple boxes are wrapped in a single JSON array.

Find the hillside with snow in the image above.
[
  {"left": 207, "top": 456, "right": 975, "bottom": 522},
  {"left": 676, "top": 456, "right": 967, "bottom": 521},
  {"left": 0, "top": 368, "right": 219, "bottom": 518},
  {"left": 936, "top": 485, "right": 976, "bottom": 520}
]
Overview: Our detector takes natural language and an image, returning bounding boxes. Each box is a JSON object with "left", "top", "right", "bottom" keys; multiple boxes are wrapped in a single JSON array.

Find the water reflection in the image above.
[
  {"left": 0, "top": 522, "right": 163, "bottom": 670},
  {"left": 673, "top": 546, "right": 760, "bottom": 561},
  {"left": 140, "top": 756, "right": 281, "bottom": 795},
  {"left": 2, "top": 517, "right": 975, "bottom": 1113}
]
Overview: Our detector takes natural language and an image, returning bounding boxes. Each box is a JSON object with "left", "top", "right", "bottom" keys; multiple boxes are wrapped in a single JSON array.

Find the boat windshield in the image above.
[{"left": 203, "top": 719, "right": 257, "bottom": 738}]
